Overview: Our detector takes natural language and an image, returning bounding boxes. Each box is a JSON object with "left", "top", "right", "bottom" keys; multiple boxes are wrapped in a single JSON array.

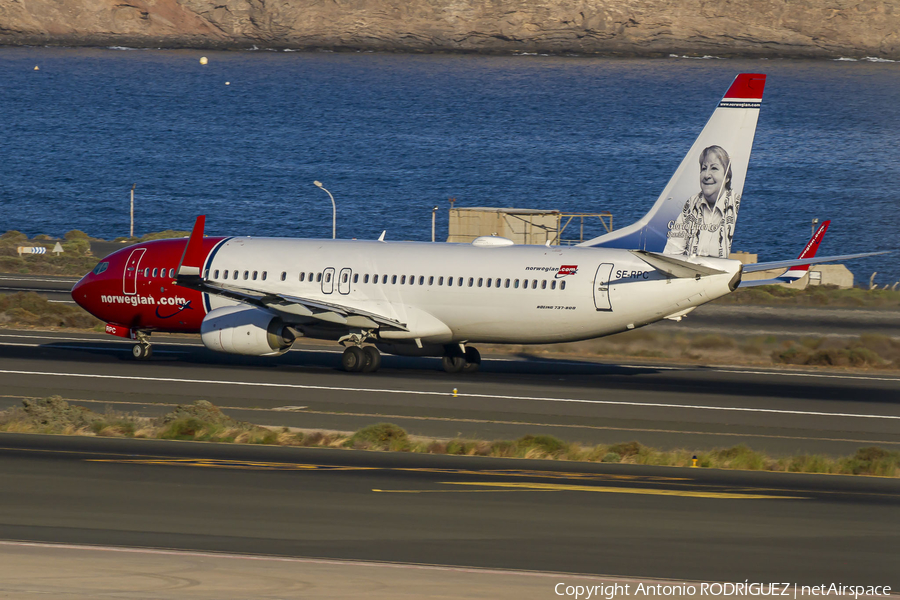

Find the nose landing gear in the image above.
[{"left": 131, "top": 331, "right": 152, "bottom": 360}]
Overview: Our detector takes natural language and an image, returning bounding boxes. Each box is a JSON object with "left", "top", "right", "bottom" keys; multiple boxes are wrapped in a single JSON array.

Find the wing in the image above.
[{"left": 174, "top": 216, "right": 408, "bottom": 331}]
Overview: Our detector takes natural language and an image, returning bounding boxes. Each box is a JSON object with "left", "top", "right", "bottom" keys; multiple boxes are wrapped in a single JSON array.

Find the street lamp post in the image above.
[
  {"left": 130, "top": 183, "right": 136, "bottom": 239},
  {"left": 431, "top": 206, "right": 439, "bottom": 242},
  {"left": 314, "top": 181, "right": 336, "bottom": 239}
]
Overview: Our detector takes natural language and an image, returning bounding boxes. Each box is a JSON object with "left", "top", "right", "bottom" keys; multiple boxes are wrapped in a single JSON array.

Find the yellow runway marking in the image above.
[
  {"left": 88, "top": 458, "right": 377, "bottom": 471},
  {"left": 438, "top": 481, "right": 808, "bottom": 499},
  {"left": 85, "top": 458, "right": 685, "bottom": 481}
]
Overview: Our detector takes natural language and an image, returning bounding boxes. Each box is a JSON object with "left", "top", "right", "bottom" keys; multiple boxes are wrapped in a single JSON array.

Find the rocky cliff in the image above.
[{"left": 1, "top": 0, "right": 898, "bottom": 59}]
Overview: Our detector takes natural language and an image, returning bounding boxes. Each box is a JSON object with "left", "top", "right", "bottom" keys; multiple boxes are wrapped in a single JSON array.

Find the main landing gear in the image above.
[
  {"left": 131, "top": 331, "right": 152, "bottom": 360},
  {"left": 341, "top": 345, "right": 381, "bottom": 373},
  {"left": 442, "top": 345, "right": 480, "bottom": 374}
]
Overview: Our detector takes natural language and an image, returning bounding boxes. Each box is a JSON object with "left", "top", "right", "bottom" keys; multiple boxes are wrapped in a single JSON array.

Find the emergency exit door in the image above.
[{"left": 593, "top": 263, "right": 613, "bottom": 311}]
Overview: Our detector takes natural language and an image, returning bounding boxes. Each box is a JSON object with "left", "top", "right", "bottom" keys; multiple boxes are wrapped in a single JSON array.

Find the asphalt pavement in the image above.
[
  {"left": 0, "top": 329, "right": 898, "bottom": 456},
  {"left": 0, "top": 434, "right": 896, "bottom": 587}
]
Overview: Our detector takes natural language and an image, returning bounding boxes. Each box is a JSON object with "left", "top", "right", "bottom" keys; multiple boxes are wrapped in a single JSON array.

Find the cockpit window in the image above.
[{"left": 92, "top": 262, "right": 109, "bottom": 275}]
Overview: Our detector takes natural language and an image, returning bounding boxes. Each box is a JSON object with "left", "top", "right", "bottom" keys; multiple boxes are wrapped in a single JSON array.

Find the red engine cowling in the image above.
[{"left": 200, "top": 305, "right": 295, "bottom": 356}]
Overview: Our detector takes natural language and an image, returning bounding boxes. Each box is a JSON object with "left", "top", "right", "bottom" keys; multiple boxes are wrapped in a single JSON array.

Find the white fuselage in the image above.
[{"left": 203, "top": 238, "right": 741, "bottom": 346}]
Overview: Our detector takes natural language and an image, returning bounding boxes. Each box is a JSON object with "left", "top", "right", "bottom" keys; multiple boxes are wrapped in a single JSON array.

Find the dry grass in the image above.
[
  {"left": 0, "top": 292, "right": 103, "bottom": 329},
  {"left": 1, "top": 398, "right": 897, "bottom": 477},
  {"left": 494, "top": 330, "right": 900, "bottom": 370},
  {"left": 716, "top": 284, "right": 900, "bottom": 309}
]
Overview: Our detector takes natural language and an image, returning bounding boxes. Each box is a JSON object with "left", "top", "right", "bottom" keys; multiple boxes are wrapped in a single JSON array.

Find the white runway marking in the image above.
[{"left": 0, "top": 368, "right": 897, "bottom": 421}]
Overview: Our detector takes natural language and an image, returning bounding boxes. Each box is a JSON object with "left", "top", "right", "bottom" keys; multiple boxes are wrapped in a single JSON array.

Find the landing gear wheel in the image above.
[
  {"left": 361, "top": 346, "right": 382, "bottom": 373},
  {"left": 442, "top": 354, "right": 466, "bottom": 374},
  {"left": 132, "top": 343, "right": 152, "bottom": 360},
  {"left": 341, "top": 346, "right": 366, "bottom": 372},
  {"left": 463, "top": 346, "right": 481, "bottom": 373}
]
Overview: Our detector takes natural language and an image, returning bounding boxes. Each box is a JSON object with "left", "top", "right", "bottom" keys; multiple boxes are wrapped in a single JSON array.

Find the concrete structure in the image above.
[
  {"left": 446, "top": 207, "right": 612, "bottom": 245},
  {"left": 807, "top": 264, "right": 854, "bottom": 288}
]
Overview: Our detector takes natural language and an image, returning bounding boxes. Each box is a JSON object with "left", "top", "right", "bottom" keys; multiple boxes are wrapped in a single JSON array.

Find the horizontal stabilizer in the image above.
[
  {"left": 742, "top": 251, "right": 889, "bottom": 274},
  {"left": 631, "top": 250, "right": 725, "bottom": 279}
]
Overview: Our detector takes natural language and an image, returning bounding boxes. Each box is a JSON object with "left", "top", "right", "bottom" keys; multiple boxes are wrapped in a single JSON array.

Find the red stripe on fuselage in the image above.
[{"left": 72, "top": 237, "right": 226, "bottom": 333}]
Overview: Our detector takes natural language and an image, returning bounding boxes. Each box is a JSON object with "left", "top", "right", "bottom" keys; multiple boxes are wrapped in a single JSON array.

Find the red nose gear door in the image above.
[{"left": 123, "top": 248, "right": 146, "bottom": 296}]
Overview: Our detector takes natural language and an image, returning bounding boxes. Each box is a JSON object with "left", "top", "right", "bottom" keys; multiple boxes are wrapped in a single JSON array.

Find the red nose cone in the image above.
[{"left": 71, "top": 274, "right": 96, "bottom": 315}]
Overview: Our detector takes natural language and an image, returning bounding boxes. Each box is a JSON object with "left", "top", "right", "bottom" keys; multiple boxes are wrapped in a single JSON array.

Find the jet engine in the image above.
[{"left": 200, "top": 305, "right": 295, "bottom": 356}]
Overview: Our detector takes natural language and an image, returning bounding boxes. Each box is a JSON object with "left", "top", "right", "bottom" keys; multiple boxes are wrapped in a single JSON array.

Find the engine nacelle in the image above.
[{"left": 200, "top": 305, "right": 294, "bottom": 356}]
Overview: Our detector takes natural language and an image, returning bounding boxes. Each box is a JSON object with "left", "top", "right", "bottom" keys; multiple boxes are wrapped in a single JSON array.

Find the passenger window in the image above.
[
  {"left": 495, "top": 278, "right": 501, "bottom": 288},
  {"left": 233, "top": 270, "right": 238, "bottom": 280},
  {"left": 447, "top": 277, "right": 453, "bottom": 287},
  {"left": 223, "top": 271, "right": 228, "bottom": 280},
  {"left": 214, "top": 270, "right": 219, "bottom": 279},
  {"left": 92, "top": 262, "right": 109, "bottom": 275},
  {"left": 458, "top": 277, "right": 463, "bottom": 286},
  {"left": 438, "top": 277, "right": 444, "bottom": 285},
  {"left": 541, "top": 280, "right": 547, "bottom": 289},
  {"left": 486, "top": 278, "right": 491, "bottom": 288},
  {"left": 281, "top": 272, "right": 287, "bottom": 281},
  {"left": 551, "top": 280, "right": 556, "bottom": 290},
  {"left": 308, "top": 272, "right": 313, "bottom": 281},
  {"left": 262, "top": 271, "right": 267, "bottom": 280},
  {"left": 242, "top": 271, "right": 248, "bottom": 280},
  {"left": 477, "top": 278, "right": 483, "bottom": 287},
  {"left": 401, "top": 275, "right": 406, "bottom": 285},
  {"left": 342, "top": 273, "right": 348, "bottom": 283},
  {"left": 504, "top": 279, "right": 510, "bottom": 288},
  {"left": 143, "top": 268, "right": 150, "bottom": 277},
  {"left": 532, "top": 279, "right": 538, "bottom": 289},
  {"left": 316, "top": 273, "right": 322, "bottom": 283},
  {"left": 409, "top": 275, "right": 415, "bottom": 285},
  {"left": 152, "top": 268, "right": 158, "bottom": 277},
  {"left": 353, "top": 274, "right": 359, "bottom": 283},
  {"left": 514, "top": 279, "right": 519, "bottom": 288},
  {"left": 300, "top": 273, "right": 305, "bottom": 282},
  {"left": 467, "top": 278, "right": 473, "bottom": 287},
  {"left": 253, "top": 271, "right": 258, "bottom": 280},
  {"left": 419, "top": 276, "right": 424, "bottom": 285},
  {"left": 561, "top": 281, "right": 566, "bottom": 290},
  {"left": 392, "top": 275, "right": 397, "bottom": 284},
  {"left": 428, "top": 276, "right": 434, "bottom": 285},
  {"left": 326, "top": 273, "right": 332, "bottom": 283}
]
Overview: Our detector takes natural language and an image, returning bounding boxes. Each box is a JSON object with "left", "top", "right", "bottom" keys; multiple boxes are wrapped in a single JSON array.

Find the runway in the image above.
[
  {"left": 0, "top": 433, "right": 897, "bottom": 588},
  {"left": 1, "top": 329, "right": 899, "bottom": 456},
  {"left": 0, "top": 274, "right": 78, "bottom": 303}
]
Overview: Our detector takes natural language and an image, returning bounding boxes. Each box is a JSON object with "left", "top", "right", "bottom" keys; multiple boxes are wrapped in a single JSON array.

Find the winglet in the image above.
[{"left": 177, "top": 215, "right": 206, "bottom": 278}]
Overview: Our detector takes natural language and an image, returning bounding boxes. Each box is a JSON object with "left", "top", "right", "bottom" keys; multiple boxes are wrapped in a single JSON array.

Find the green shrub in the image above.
[{"left": 348, "top": 422, "right": 409, "bottom": 450}]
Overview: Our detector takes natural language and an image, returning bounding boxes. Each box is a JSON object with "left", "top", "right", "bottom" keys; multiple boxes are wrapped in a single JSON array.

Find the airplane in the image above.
[
  {"left": 71, "top": 73, "right": 885, "bottom": 373},
  {"left": 738, "top": 219, "right": 832, "bottom": 288}
]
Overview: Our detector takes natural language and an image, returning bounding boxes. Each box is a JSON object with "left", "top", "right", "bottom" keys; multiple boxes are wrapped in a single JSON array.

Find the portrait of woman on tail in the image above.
[{"left": 664, "top": 145, "right": 740, "bottom": 258}]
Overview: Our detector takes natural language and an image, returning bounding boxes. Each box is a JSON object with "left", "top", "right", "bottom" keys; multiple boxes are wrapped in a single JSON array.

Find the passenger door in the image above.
[
  {"left": 338, "top": 268, "right": 352, "bottom": 295},
  {"left": 123, "top": 248, "right": 146, "bottom": 296},
  {"left": 593, "top": 263, "right": 613, "bottom": 311},
  {"left": 321, "top": 267, "right": 335, "bottom": 294}
]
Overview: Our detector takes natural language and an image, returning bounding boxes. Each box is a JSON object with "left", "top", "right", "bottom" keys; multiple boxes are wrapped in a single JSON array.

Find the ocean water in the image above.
[{"left": 1, "top": 47, "right": 898, "bottom": 283}]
